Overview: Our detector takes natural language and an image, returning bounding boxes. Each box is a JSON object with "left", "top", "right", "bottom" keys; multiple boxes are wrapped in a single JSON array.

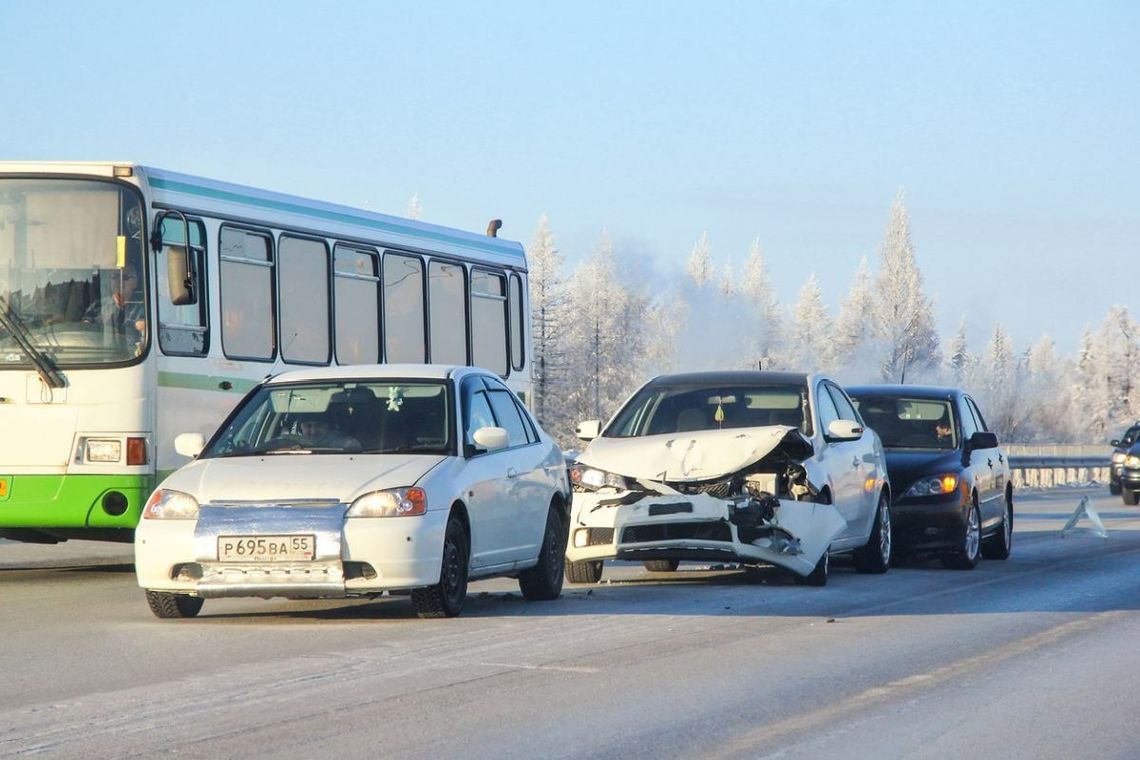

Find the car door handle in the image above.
[
  {"left": 987, "top": 458, "right": 993, "bottom": 468},
  {"left": 851, "top": 457, "right": 860, "bottom": 469},
  {"left": 998, "top": 453, "right": 1004, "bottom": 463},
  {"left": 507, "top": 467, "right": 520, "bottom": 479}
]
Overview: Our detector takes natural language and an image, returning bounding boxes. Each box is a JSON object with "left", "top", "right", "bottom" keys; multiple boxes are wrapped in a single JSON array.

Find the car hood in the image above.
[
  {"left": 160, "top": 453, "right": 448, "bottom": 504},
  {"left": 578, "top": 426, "right": 809, "bottom": 482},
  {"left": 883, "top": 449, "right": 962, "bottom": 492}
]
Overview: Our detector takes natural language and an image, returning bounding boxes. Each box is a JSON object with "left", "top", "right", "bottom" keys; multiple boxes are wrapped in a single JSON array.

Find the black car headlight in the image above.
[
  {"left": 570, "top": 463, "right": 632, "bottom": 492},
  {"left": 903, "top": 474, "right": 960, "bottom": 498}
]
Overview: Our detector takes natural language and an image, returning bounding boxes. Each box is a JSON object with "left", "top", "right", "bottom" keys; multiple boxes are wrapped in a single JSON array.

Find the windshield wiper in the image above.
[{"left": 0, "top": 296, "right": 66, "bottom": 389}]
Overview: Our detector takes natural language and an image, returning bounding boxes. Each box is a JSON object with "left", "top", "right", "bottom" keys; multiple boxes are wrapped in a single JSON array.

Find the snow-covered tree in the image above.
[
  {"left": 871, "top": 189, "right": 940, "bottom": 382},
  {"left": 972, "top": 323, "right": 1028, "bottom": 442},
  {"left": 740, "top": 238, "right": 785, "bottom": 369},
  {"left": 685, "top": 232, "right": 713, "bottom": 288},
  {"left": 405, "top": 193, "right": 422, "bottom": 220},
  {"left": 832, "top": 256, "right": 877, "bottom": 377},
  {"left": 786, "top": 274, "right": 834, "bottom": 372},
  {"left": 527, "top": 214, "right": 571, "bottom": 438},
  {"left": 1022, "top": 334, "right": 1075, "bottom": 442},
  {"left": 945, "top": 317, "right": 973, "bottom": 386}
]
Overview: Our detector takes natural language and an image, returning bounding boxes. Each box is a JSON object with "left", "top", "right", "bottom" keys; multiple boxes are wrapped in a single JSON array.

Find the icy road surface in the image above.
[{"left": 2, "top": 487, "right": 1139, "bottom": 759}]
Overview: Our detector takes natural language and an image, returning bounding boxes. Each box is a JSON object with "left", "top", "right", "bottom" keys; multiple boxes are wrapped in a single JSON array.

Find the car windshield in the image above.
[
  {"left": 201, "top": 380, "right": 452, "bottom": 457},
  {"left": 852, "top": 396, "right": 956, "bottom": 450},
  {"left": 605, "top": 382, "right": 810, "bottom": 438}
]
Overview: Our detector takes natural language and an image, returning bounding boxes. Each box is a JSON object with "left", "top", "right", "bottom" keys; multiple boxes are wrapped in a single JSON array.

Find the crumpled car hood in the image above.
[{"left": 578, "top": 426, "right": 806, "bottom": 482}]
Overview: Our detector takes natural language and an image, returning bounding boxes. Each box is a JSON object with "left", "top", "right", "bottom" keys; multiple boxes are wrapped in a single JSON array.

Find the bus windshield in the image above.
[{"left": 0, "top": 178, "right": 148, "bottom": 366}]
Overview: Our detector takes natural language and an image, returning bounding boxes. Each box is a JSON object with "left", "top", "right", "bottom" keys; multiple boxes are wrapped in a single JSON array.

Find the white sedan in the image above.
[
  {"left": 565, "top": 371, "right": 891, "bottom": 586},
  {"left": 135, "top": 364, "right": 571, "bottom": 619}
]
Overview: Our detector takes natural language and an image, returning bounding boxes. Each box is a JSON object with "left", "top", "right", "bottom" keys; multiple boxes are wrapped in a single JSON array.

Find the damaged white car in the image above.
[{"left": 565, "top": 371, "right": 892, "bottom": 586}]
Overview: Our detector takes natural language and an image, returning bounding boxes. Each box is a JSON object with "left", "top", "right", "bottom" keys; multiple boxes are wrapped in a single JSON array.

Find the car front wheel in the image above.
[
  {"left": 145, "top": 590, "right": 203, "bottom": 619},
  {"left": 518, "top": 505, "right": 566, "bottom": 601},
  {"left": 795, "top": 547, "right": 829, "bottom": 587},
  {"left": 411, "top": 516, "right": 469, "bottom": 618},
  {"left": 941, "top": 501, "right": 981, "bottom": 569},
  {"left": 566, "top": 559, "right": 603, "bottom": 584}
]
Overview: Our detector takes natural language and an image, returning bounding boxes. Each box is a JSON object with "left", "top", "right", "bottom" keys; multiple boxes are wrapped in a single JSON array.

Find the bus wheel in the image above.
[{"left": 145, "top": 590, "right": 204, "bottom": 619}]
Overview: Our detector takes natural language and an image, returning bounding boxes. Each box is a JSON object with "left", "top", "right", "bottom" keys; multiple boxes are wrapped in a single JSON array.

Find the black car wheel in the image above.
[
  {"left": 566, "top": 559, "right": 603, "bottom": 584},
  {"left": 411, "top": 516, "right": 469, "bottom": 618},
  {"left": 1124, "top": 490, "right": 1140, "bottom": 507},
  {"left": 145, "top": 590, "right": 203, "bottom": 619},
  {"left": 795, "top": 547, "right": 829, "bottom": 587},
  {"left": 981, "top": 493, "right": 1013, "bottom": 560},
  {"left": 854, "top": 491, "right": 891, "bottom": 574},
  {"left": 518, "top": 506, "right": 566, "bottom": 601},
  {"left": 941, "top": 501, "right": 981, "bottom": 570}
]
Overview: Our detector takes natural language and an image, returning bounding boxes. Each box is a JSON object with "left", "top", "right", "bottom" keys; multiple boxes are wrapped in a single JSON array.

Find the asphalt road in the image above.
[{"left": 1, "top": 487, "right": 1137, "bottom": 759}]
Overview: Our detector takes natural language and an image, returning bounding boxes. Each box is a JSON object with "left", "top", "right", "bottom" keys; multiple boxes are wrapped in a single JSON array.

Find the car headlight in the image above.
[
  {"left": 903, "top": 474, "right": 959, "bottom": 498},
  {"left": 1126, "top": 455, "right": 1140, "bottom": 468},
  {"left": 142, "top": 489, "right": 200, "bottom": 520},
  {"left": 347, "top": 487, "right": 427, "bottom": 517},
  {"left": 1112, "top": 452, "right": 1126, "bottom": 464},
  {"left": 569, "top": 464, "right": 631, "bottom": 491}
]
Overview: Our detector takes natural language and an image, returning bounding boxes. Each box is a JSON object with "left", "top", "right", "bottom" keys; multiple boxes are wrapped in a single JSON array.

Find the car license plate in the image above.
[{"left": 217, "top": 535, "right": 315, "bottom": 562}]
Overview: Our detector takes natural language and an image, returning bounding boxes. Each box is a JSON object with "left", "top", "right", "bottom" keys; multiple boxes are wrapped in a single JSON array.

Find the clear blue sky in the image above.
[{"left": 4, "top": 1, "right": 1136, "bottom": 355}]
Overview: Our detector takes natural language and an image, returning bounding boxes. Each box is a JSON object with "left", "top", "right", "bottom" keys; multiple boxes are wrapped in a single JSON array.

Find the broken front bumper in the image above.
[{"left": 566, "top": 489, "right": 845, "bottom": 577}]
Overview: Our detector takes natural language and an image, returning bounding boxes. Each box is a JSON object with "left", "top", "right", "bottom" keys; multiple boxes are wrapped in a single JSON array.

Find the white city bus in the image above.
[{"left": 0, "top": 162, "right": 531, "bottom": 543}]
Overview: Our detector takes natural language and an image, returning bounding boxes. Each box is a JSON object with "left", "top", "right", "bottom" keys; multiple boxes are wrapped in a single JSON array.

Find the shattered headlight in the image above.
[
  {"left": 903, "top": 474, "right": 959, "bottom": 498},
  {"left": 569, "top": 464, "right": 632, "bottom": 492}
]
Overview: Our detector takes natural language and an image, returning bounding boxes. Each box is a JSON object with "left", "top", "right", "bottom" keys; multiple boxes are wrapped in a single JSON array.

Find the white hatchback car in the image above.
[
  {"left": 135, "top": 365, "right": 571, "bottom": 619},
  {"left": 566, "top": 371, "right": 891, "bottom": 586}
]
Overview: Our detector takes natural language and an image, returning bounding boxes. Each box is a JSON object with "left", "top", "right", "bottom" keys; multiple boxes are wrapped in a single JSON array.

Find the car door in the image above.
[
  {"left": 965, "top": 395, "right": 1005, "bottom": 529},
  {"left": 813, "top": 381, "right": 863, "bottom": 541},
  {"left": 459, "top": 377, "right": 517, "bottom": 570},
  {"left": 827, "top": 383, "right": 879, "bottom": 518}
]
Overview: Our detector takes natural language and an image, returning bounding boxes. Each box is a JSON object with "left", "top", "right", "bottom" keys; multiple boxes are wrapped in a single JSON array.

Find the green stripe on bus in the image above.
[
  {"left": 157, "top": 371, "right": 257, "bottom": 393},
  {"left": 0, "top": 473, "right": 154, "bottom": 529},
  {"left": 149, "top": 176, "right": 521, "bottom": 258}
]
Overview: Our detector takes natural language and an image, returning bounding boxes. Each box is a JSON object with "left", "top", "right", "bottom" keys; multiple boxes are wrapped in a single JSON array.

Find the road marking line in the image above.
[{"left": 474, "top": 661, "right": 600, "bottom": 674}]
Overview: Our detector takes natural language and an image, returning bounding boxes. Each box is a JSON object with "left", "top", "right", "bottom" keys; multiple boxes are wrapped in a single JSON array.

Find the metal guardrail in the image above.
[
  {"left": 1007, "top": 455, "right": 1107, "bottom": 470},
  {"left": 1006, "top": 454, "right": 1109, "bottom": 488}
]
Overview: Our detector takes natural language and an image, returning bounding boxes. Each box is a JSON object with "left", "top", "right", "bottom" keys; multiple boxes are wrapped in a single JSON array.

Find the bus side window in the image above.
[
  {"left": 383, "top": 252, "right": 426, "bottom": 363},
  {"left": 220, "top": 226, "right": 275, "bottom": 361},
  {"left": 157, "top": 216, "right": 208, "bottom": 356}
]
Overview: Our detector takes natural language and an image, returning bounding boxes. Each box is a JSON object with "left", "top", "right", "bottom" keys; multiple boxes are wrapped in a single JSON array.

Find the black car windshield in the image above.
[
  {"left": 202, "top": 380, "right": 452, "bottom": 457},
  {"left": 853, "top": 397, "right": 956, "bottom": 450},
  {"left": 605, "top": 382, "right": 810, "bottom": 438}
]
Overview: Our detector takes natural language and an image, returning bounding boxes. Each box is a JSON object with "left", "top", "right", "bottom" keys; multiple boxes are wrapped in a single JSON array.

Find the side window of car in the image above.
[
  {"left": 965, "top": 397, "right": 989, "bottom": 433},
  {"left": 826, "top": 384, "right": 860, "bottom": 423},
  {"left": 958, "top": 398, "right": 980, "bottom": 439},
  {"left": 815, "top": 383, "right": 840, "bottom": 435},
  {"left": 483, "top": 377, "right": 540, "bottom": 443},
  {"left": 462, "top": 377, "right": 497, "bottom": 449},
  {"left": 487, "top": 389, "right": 530, "bottom": 447}
]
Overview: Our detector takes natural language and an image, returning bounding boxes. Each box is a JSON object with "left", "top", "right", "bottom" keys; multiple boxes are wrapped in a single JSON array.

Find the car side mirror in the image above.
[
  {"left": 576, "top": 420, "right": 601, "bottom": 441},
  {"left": 174, "top": 432, "right": 205, "bottom": 458},
  {"left": 826, "top": 419, "right": 863, "bottom": 441},
  {"left": 969, "top": 431, "right": 999, "bottom": 450},
  {"left": 472, "top": 426, "right": 509, "bottom": 452},
  {"left": 1110, "top": 439, "right": 1120, "bottom": 447}
]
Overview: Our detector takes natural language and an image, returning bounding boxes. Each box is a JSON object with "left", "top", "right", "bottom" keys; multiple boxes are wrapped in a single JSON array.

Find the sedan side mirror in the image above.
[
  {"left": 1110, "top": 439, "right": 1121, "bottom": 447},
  {"left": 827, "top": 419, "right": 864, "bottom": 441},
  {"left": 969, "top": 431, "right": 999, "bottom": 450},
  {"left": 174, "top": 432, "right": 205, "bottom": 458},
  {"left": 472, "top": 426, "right": 509, "bottom": 452},
  {"left": 576, "top": 420, "right": 602, "bottom": 441}
]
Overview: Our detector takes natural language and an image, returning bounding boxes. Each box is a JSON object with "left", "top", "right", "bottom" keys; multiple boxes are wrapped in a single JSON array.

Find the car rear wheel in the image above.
[
  {"left": 981, "top": 493, "right": 1013, "bottom": 560},
  {"left": 411, "top": 516, "right": 469, "bottom": 618},
  {"left": 566, "top": 559, "right": 603, "bottom": 584},
  {"left": 941, "top": 501, "right": 981, "bottom": 570},
  {"left": 644, "top": 559, "right": 680, "bottom": 572},
  {"left": 518, "top": 506, "right": 566, "bottom": 601},
  {"left": 145, "top": 590, "right": 203, "bottom": 619},
  {"left": 795, "top": 547, "right": 829, "bottom": 587},
  {"left": 854, "top": 491, "right": 891, "bottom": 574},
  {"left": 1124, "top": 490, "right": 1140, "bottom": 507}
]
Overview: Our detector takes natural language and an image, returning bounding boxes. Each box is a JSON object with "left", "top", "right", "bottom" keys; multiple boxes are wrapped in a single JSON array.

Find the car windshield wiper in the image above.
[{"left": 0, "top": 296, "right": 66, "bottom": 389}]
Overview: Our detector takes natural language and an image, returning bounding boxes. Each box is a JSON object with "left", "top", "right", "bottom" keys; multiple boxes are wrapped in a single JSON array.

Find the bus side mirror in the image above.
[{"left": 166, "top": 246, "right": 196, "bottom": 305}]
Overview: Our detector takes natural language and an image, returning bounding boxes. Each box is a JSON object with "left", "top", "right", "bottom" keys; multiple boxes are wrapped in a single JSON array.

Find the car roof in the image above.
[
  {"left": 846, "top": 384, "right": 963, "bottom": 401},
  {"left": 644, "top": 370, "right": 810, "bottom": 387},
  {"left": 264, "top": 363, "right": 478, "bottom": 385}
]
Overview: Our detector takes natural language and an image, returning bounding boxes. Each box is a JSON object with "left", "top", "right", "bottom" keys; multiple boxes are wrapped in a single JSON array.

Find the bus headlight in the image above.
[
  {"left": 347, "top": 487, "right": 427, "bottom": 517},
  {"left": 85, "top": 439, "right": 121, "bottom": 463},
  {"left": 142, "top": 489, "right": 200, "bottom": 520}
]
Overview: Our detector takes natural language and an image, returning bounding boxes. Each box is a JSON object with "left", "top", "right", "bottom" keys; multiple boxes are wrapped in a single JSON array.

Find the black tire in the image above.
[
  {"left": 853, "top": 491, "right": 892, "bottom": 574},
  {"left": 145, "top": 590, "right": 203, "bottom": 619},
  {"left": 981, "top": 492, "right": 1013, "bottom": 560},
  {"left": 941, "top": 501, "right": 981, "bottom": 570},
  {"left": 518, "top": 506, "right": 566, "bottom": 601},
  {"left": 565, "top": 559, "right": 603, "bottom": 584},
  {"left": 1109, "top": 482, "right": 1122, "bottom": 496},
  {"left": 411, "top": 516, "right": 469, "bottom": 618},
  {"left": 795, "top": 547, "right": 829, "bottom": 587},
  {"left": 1124, "top": 490, "right": 1140, "bottom": 507},
  {"left": 644, "top": 559, "right": 680, "bottom": 572}
]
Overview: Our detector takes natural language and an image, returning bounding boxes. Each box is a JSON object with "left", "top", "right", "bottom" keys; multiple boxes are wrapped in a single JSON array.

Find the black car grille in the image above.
[
  {"left": 668, "top": 477, "right": 736, "bottom": 499},
  {"left": 622, "top": 521, "right": 733, "bottom": 544},
  {"left": 584, "top": 528, "right": 614, "bottom": 546}
]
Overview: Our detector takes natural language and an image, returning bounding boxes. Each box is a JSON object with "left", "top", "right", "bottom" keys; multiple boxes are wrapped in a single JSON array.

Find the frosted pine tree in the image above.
[
  {"left": 787, "top": 274, "right": 834, "bottom": 372},
  {"left": 686, "top": 232, "right": 714, "bottom": 289},
  {"left": 945, "top": 318, "right": 973, "bottom": 386},
  {"left": 832, "top": 256, "right": 876, "bottom": 378},
  {"left": 1023, "top": 334, "right": 1076, "bottom": 442},
  {"left": 1073, "top": 327, "right": 1111, "bottom": 441},
  {"left": 527, "top": 214, "right": 571, "bottom": 438},
  {"left": 872, "top": 189, "right": 940, "bottom": 382},
  {"left": 974, "top": 323, "right": 1027, "bottom": 442},
  {"left": 1096, "top": 306, "right": 1140, "bottom": 432},
  {"left": 405, "top": 193, "right": 422, "bottom": 220},
  {"left": 740, "top": 238, "right": 785, "bottom": 369}
]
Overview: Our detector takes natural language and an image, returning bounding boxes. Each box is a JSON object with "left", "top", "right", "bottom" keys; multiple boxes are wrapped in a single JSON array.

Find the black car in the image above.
[
  {"left": 846, "top": 385, "right": 1013, "bottom": 569},
  {"left": 1117, "top": 442, "right": 1140, "bottom": 506},
  {"left": 1109, "top": 422, "right": 1140, "bottom": 496}
]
